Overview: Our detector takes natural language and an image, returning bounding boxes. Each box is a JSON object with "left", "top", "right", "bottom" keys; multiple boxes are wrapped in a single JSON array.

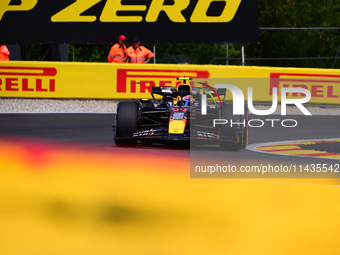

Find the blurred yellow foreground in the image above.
[{"left": 0, "top": 137, "right": 339, "bottom": 255}]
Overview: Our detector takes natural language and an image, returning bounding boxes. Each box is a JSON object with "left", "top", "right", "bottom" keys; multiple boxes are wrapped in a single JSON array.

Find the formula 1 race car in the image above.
[{"left": 112, "top": 77, "right": 248, "bottom": 150}]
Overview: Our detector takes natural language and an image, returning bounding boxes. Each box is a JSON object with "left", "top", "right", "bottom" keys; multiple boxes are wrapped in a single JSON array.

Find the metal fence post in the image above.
[
  {"left": 332, "top": 43, "right": 340, "bottom": 68},
  {"left": 153, "top": 44, "right": 156, "bottom": 64},
  {"left": 226, "top": 43, "right": 229, "bottom": 65}
]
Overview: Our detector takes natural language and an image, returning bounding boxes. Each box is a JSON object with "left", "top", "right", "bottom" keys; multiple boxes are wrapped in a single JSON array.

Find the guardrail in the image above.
[{"left": 0, "top": 61, "right": 339, "bottom": 104}]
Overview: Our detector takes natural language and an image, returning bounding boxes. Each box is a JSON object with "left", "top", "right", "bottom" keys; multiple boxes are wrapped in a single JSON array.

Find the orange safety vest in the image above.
[
  {"left": 0, "top": 45, "right": 10, "bottom": 61},
  {"left": 107, "top": 43, "right": 126, "bottom": 63},
  {"left": 126, "top": 46, "right": 155, "bottom": 63}
]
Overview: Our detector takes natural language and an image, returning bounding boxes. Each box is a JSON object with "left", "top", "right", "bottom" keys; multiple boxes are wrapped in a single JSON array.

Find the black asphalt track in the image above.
[{"left": 0, "top": 114, "right": 339, "bottom": 169}]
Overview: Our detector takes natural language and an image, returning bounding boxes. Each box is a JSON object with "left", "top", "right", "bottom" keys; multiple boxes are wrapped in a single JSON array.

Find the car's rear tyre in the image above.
[
  {"left": 242, "top": 105, "right": 249, "bottom": 148},
  {"left": 115, "top": 101, "right": 139, "bottom": 146},
  {"left": 219, "top": 103, "right": 247, "bottom": 151}
]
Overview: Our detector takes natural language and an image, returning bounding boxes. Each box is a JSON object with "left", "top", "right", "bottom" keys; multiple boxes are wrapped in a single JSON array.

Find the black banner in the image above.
[{"left": 0, "top": 0, "right": 259, "bottom": 44}]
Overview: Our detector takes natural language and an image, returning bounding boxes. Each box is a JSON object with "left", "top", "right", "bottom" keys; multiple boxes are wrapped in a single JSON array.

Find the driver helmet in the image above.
[
  {"left": 165, "top": 95, "right": 173, "bottom": 106},
  {"left": 182, "top": 95, "right": 193, "bottom": 106}
]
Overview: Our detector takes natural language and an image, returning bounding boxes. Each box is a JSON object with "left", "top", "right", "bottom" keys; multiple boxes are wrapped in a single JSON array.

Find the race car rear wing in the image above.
[
  {"left": 151, "top": 86, "right": 192, "bottom": 101},
  {"left": 192, "top": 87, "right": 226, "bottom": 96},
  {"left": 151, "top": 86, "right": 225, "bottom": 95},
  {"left": 151, "top": 86, "right": 226, "bottom": 102},
  {"left": 152, "top": 87, "right": 177, "bottom": 94},
  {"left": 151, "top": 87, "right": 175, "bottom": 101}
]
